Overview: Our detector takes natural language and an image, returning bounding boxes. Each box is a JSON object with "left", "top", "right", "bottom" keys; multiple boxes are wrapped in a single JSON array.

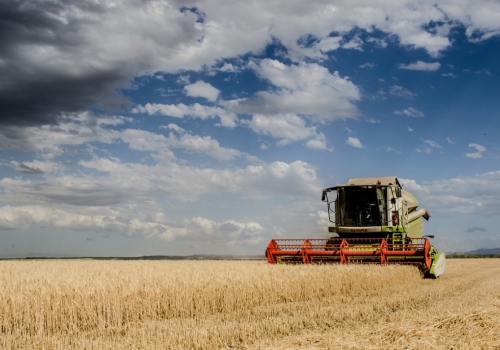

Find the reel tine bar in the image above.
[{"left": 266, "top": 237, "right": 432, "bottom": 269}]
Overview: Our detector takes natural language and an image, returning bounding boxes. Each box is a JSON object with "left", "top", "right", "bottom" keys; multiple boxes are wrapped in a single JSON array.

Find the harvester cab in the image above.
[{"left": 266, "top": 176, "right": 446, "bottom": 278}]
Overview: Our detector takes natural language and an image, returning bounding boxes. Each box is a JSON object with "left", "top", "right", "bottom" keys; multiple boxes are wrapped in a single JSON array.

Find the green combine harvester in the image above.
[{"left": 266, "top": 176, "right": 446, "bottom": 278}]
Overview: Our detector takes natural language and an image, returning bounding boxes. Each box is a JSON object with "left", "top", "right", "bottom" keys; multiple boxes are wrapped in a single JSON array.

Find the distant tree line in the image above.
[{"left": 447, "top": 254, "right": 500, "bottom": 259}]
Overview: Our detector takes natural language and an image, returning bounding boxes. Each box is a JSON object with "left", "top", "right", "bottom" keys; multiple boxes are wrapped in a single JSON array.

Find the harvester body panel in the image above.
[{"left": 266, "top": 176, "right": 445, "bottom": 278}]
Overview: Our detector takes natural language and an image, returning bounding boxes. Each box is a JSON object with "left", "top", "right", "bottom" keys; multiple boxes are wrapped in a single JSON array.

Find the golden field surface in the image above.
[{"left": 0, "top": 259, "right": 499, "bottom": 349}]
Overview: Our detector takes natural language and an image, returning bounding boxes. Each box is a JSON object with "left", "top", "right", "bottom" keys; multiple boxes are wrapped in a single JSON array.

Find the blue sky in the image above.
[{"left": 1, "top": 1, "right": 500, "bottom": 257}]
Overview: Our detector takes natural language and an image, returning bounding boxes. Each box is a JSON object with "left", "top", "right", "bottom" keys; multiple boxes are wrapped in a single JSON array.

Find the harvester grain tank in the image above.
[{"left": 266, "top": 176, "right": 446, "bottom": 278}]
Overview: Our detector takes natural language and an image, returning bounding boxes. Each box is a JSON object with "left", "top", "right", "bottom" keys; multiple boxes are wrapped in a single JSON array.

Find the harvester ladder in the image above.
[{"left": 392, "top": 232, "right": 405, "bottom": 251}]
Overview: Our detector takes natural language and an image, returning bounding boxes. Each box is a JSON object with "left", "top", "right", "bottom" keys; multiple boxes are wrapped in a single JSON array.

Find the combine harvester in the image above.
[{"left": 266, "top": 177, "right": 446, "bottom": 278}]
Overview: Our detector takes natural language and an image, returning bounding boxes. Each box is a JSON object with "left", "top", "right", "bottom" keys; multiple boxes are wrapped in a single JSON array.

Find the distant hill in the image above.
[
  {"left": 448, "top": 247, "right": 500, "bottom": 258},
  {"left": 466, "top": 247, "right": 500, "bottom": 255}
]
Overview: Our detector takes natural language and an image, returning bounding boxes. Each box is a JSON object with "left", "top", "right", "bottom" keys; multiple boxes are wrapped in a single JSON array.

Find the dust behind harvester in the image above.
[{"left": 266, "top": 176, "right": 446, "bottom": 278}]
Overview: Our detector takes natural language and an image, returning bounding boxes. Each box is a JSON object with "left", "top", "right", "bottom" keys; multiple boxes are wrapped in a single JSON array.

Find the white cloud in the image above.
[
  {"left": 227, "top": 59, "right": 361, "bottom": 123},
  {"left": 400, "top": 171, "right": 500, "bottom": 217},
  {"left": 466, "top": 143, "right": 486, "bottom": 158},
  {"left": 0, "top": 204, "right": 264, "bottom": 244},
  {"left": 0, "top": 115, "right": 241, "bottom": 164},
  {"left": 133, "top": 103, "right": 237, "bottom": 128},
  {"left": 244, "top": 114, "right": 323, "bottom": 147},
  {"left": 162, "top": 123, "right": 186, "bottom": 134},
  {"left": 176, "top": 75, "right": 191, "bottom": 85},
  {"left": 121, "top": 128, "right": 242, "bottom": 161},
  {"left": 399, "top": 61, "right": 441, "bottom": 71},
  {"left": 218, "top": 63, "right": 240, "bottom": 72},
  {"left": 389, "top": 85, "right": 417, "bottom": 98},
  {"left": 442, "top": 72, "right": 457, "bottom": 78},
  {"left": 315, "top": 36, "right": 342, "bottom": 53},
  {"left": 346, "top": 137, "right": 363, "bottom": 148},
  {"left": 359, "top": 62, "right": 376, "bottom": 69},
  {"left": 415, "top": 147, "right": 432, "bottom": 154},
  {"left": 305, "top": 134, "right": 332, "bottom": 151},
  {"left": 5, "top": 0, "right": 500, "bottom": 128},
  {"left": 408, "top": 127, "right": 414, "bottom": 132},
  {"left": 424, "top": 140, "right": 442, "bottom": 148},
  {"left": 385, "top": 147, "right": 401, "bottom": 154},
  {"left": 447, "top": 137, "right": 455, "bottom": 145},
  {"left": 1, "top": 157, "right": 322, "bottom": 207},
  {"left": 0, "top": 112, "right": 121, "bottom": 159},
  {"left": 341, "top": 35, "right": 364, "bottom": 51},
  {"left": 184, "top": 81, "right": 220, "bottom": 102},
  {"left": 394, "top": 107, "right": 425, "bottom": 118},
  {"left": 366, "top": 37, "right": 388, "bottom": 48},
  {"left": 6, "top": 160, "right": 64, "bottom": 175},
  {"left": 174, "top": 133, "right": 241, "bottom": 161}
]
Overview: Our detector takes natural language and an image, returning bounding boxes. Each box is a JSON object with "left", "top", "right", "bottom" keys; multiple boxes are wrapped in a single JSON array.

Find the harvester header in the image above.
[{"left": 266, "top": 176, "right": 445, "bottom": 278}]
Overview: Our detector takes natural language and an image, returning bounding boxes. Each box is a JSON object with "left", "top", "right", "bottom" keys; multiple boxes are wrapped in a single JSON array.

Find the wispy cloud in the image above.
[
  {"left": 359, "top": 62, "right": 375, "bottom": 69},
  {"left": 399, "top": 61, "right": 441, "bottom": 71},
  {"left": 424, "top": 140, "right": 442, "bottom": 149},
  {"left": 389, "top": 85, "right": 416, "bottom": 98},
  {"left": 385, "top": 147, "right": 401, "bottom": 154},
  {"left": 466, "top": 143, "right": 486, "bottom": 158},
  {"left": 441, "top": 72, "right": 457, "bottom": 78},
  {"left": 466, "top": 227, "right": 487, "bottom": 233},
  {"left": 394, "top": 107, "right": 424, "bottom": 118}
]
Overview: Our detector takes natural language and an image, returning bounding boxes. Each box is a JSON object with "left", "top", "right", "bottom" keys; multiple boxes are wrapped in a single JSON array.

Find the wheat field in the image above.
[{"left": 0, "top": 259, "right": 499, "bottom": 349}]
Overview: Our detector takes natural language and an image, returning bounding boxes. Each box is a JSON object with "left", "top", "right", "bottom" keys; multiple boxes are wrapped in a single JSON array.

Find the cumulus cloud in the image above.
[
  {"left": 0, "top": 113, "right": 241, "bottom": 162},
  {"left": 400, "top": 171, "right": 500, "bottom": 217},
  {"left": 133, "top": 103, "right": 237, "bottom": 128},
  {"left": 399, "top": 61, "right": 441, "bottom": 71},
  {"left": 120, "top": 128, "right": 242, "bottom": 161},
  {"left": 0, "top": 205, "right": 264, "bottom": 244},
  {"left": 394, "top": 107, "right": 425, "bottom": 118},
  {"left": 1, "top": 157, "right": 322, "bottom": 206},
  {"left": 315, "top": 36, "right": 342, "bottom": 53},
  {"left": 305, "top": 133, "right": 332, "bottom": 151},
  {"left": 2, "top": 0, "right": 500, "bottom": 128},
  {"left": 0, "top": 1, "right": 206, "bottom": 126},
  {"left": 244, "top": 114, "right": 329, "bottom": 148},
  {"left": 226, "top": 59, "right": 361, "bottom": 123},
  {"left": 466, "top": 143, "right": 486, "bottom": 158},
  {"left": 346, "top": 137, "right": 363, "bottom": 148},
  {"left": 184, "top": 81, "right": 220, "bottom": 101},
  {"left": 0, "top": 112, "right": 122, "bottom": 159}
]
